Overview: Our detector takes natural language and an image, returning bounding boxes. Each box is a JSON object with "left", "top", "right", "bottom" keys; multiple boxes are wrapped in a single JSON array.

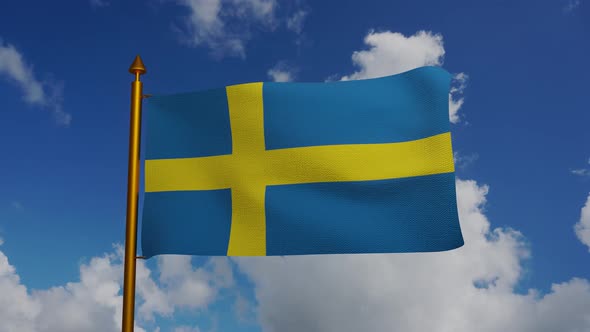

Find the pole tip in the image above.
[{"left": 129, "top": 55, "right": 146, "bottom": 75}]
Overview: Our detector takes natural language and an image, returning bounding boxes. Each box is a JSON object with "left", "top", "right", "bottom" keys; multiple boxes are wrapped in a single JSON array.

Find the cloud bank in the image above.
[
  {"left": 235, "top": 178, "right": 590, "bottom": 332},
  {"left": 0, "top": 244, "right": 233, "bottom": 332}
]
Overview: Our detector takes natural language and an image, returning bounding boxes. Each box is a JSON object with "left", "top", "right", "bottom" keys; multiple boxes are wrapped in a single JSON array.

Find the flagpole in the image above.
[{"left": 122, "top": 55, "right": 146, "bottom": 332}]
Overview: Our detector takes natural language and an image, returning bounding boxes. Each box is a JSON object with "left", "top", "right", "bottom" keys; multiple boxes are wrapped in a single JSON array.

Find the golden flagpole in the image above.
[{"left": 122, "top": 55, "right": 146, "bottom": 332}]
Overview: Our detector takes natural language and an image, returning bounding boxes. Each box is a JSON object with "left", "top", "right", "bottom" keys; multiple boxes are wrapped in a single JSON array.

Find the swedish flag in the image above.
[{"left": 141, "top": 66, "right": 463, "bottom": 257}]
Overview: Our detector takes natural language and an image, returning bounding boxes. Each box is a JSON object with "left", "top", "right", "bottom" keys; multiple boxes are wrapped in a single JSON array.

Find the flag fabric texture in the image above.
[{"left": 141, "top": 66, "right": 464, "bottom": 257}]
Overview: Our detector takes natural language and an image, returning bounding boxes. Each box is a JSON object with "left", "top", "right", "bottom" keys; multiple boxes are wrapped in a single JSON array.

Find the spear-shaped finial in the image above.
[{"left": 128, "top": 55, "right": 146, "bottom": 75}]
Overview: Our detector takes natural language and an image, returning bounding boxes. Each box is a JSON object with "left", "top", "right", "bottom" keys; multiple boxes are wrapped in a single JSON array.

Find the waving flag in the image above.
[{"left": 141, "top": 66, "right": 463, "bottom": 257}]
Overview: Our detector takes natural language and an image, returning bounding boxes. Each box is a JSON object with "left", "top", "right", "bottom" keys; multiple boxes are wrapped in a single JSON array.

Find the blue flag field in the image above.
[{"left": 141, "top": 66, "right": 464, "bottom": 257}]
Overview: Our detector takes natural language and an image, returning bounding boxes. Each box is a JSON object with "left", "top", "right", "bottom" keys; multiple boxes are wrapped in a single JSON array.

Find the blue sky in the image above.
[{"left": 1, "top": 0, "right": 589, "bottom": 331}]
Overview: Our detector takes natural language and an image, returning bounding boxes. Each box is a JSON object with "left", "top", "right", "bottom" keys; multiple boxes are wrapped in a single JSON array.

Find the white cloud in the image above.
[
  {"left": 286, "top": 10, "right": 308, "bottom": 34},
  {"left": 267, "top": 68, "right": 292, "bottom": 82},
  {"left": 175, "top": 0, "right": 277, "bottom": 58},
  {"left": 0, "top": 41, "right": 44, "bottom": 104},
  {"left": 339, "top": 31, "right": 467, "bottom": 124},
  {"left": 33, "top": 253, "right": 129, "bottom": 331},
  {"left": 0, "top": 249, "right": 40, "bottom": 332},
  {"left": 449, "top": 72, "right": 468, "bottom": 123},
  {"left": 574, "top": 194, "right": 590, "bottom": 251},
  {"left": 0, "top": 39, "right": 71, "bottom": 125},
  {"left": 135, "top": 258, "right": 173, "bottom": 321},
  {"left": 0, "top": 246, "right": 130, "bottom": 332},
  {"left": 267, "top": 61, "right": 296, "bottom": 82},
  {"left": 235, "top": 178, "right": 590, "bottom": 332},
  {"left": 231, "top": 0, "right": 276, "bottom": 21},
  {"left": 0, "top": 245, "right": 233, "bottom": 331},
  {"left": 340, "top": 30, "right": 445, "bottom": 81},
  {"left": 208, "top": 256, "right": 234, "bottom": 288},
  {"left": 157, "top": 256, "right": 215, "bottom": 309},
  {"left": 267, "top": 69, "right": 292, "bottom": 82},
  {"left": 176, "top": 0, "right": 237, "bottom": 57}
]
